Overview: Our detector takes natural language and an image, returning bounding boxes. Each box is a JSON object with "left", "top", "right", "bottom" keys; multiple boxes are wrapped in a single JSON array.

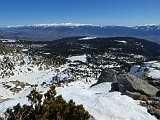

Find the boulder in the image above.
[
  {"left": 125, "top": 91, "right": 142, "bottom": 100},
  {"left": 91, "top": 69, "right": 118, "bottom": 87},
  {"left": 97, "top": 69, "right": 118, "bottom": 84},
  {"left": 117, "top": 74, "right": 159, "bottom": 97}
]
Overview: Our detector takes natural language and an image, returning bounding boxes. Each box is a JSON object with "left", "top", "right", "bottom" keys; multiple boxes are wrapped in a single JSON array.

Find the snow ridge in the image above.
[
  {"left": 6, "top": 23, "right": 99, "bottom": 28},
  {"left": 5, "top": 23, "right": 160, "bottom": 29}
]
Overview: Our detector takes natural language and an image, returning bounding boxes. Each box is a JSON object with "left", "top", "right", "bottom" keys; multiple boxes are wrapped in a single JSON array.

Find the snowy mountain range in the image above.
[
  {"left": 6, "top": 23, "right": 97, "bottom": 28},
  {"left": 0, "top": 23, "right": 160, "bottom": 43},
  {"left": 5, "top": 23, "right": 160, "bottom": 28}
]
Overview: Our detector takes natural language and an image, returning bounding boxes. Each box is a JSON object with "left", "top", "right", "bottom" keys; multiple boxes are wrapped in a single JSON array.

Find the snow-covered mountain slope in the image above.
[
  {"left": 130, "top": 61, "right": 160, "bottom": 79},
  {"left": 0, "top": 53, "right": 157, "bottom": 120},
  {"left": 0, "top": 75, "right": 157, "bottom": 120},
  {"left": 0, "top": 55, "right": 54, "bottom": 99},
  {"left": 0, "top": 37, "right": 160, "bottom": 119},
  {"left": 0, "top": 39, "right": 17, "bottom": 43},
  {"left": 57, "top": 82, "right": 157, "bottom": 120}
]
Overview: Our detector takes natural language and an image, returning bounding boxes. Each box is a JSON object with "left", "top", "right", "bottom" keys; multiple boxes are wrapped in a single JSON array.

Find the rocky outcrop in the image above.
[
  {"left": 91, "top": 69, "right": 118, "bottom": 87},
  {"left": 125, "top": 91, "right": 142, "bottom": 100},
  {"left": 97, "top": 69, "right": 118, "bottom": 84},
  {"left": 147, "top": 106, "right": 160, "bottom": 119},
  {"left": 141, "top": 101, "right": 160, "bottom": 119},
  {"left": 117, "top": 74, "right": 159, "bottom": 97},
  {"left": 95, "top": 69, "right": 159, "bottom": 97},
  {"left": 96, "top": 68, "right": 160, "bottom": 119}
]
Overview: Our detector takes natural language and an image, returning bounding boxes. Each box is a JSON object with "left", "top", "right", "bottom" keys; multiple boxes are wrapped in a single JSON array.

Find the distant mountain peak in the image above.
[
  {"left": 1, "top": 23, "right": 160, "bottom": 43},
  {"left": 136, "top": 24, "right": 160, "bottom": 27},
  {"left": 133, "top": 24, "right": 160, "bottom": 31},
  {"left": 5, "top": 23, "right": 160, "bottom": 28},
  {"left": 6, "top": 23, "right": 99, "bottom": 28}
]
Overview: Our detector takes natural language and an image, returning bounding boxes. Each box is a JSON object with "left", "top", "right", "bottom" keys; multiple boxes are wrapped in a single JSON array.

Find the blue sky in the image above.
[{"left": 0, "top": 0, "right": 160, "bottom": 26}]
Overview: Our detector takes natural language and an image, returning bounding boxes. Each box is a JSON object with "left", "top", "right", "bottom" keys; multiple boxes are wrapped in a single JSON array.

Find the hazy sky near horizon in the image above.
[{"left": 0, "top": 0, "right": 160, "bottom": 26}]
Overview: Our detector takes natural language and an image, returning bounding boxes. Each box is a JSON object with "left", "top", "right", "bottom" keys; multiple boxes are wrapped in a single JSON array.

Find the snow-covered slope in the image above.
[
  {"left": 130, "top": 61, "right": 160, "bottom": 79},
  {"left": 79, "top": 37, "right": 97, "bottom": 40},
  {"left": 0, "top": 56, "right": 55, "bottom": 99},
  {"left": 57, "top": 82, "right": 157, "bottom": 120},
  {"left": 0, "top": 78, "right": 157, "bottom": 120},
  {"left": 67, "top": 54, "right": 87, "bottom": 63},
  {"left": 0, "top": 53, "right": 158, "bottom": 120},
  {"left": 0, "top": 39, "right": 17, "bottom": 43}
]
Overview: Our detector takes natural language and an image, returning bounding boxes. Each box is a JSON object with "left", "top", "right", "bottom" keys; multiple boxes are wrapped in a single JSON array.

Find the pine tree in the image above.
[{"left": 5, "top": 85, "right": 90, "bottom": 120}]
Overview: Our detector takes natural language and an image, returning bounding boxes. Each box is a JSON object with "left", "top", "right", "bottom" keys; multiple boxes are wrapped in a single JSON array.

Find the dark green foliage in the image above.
[
  {"left": 42, "top": 37, "right": 160, "bottom": 57},
  {"left": 0, "top": 117, "right": 4, "bottom": 120},
  {"left": 27, "top": 89, "right": 42, "bottom": 105},
  {"left": 5, "top": 85, "right": 90, "bottom": 120}
]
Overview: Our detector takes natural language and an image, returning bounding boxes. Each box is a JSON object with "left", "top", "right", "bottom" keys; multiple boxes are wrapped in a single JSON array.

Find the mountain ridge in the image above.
[
  {"left": 2, "top": 23, "right": 160, "bottom": 28},
  {"left": 0, "top": 23, "right": 160, "bottom": 43}
]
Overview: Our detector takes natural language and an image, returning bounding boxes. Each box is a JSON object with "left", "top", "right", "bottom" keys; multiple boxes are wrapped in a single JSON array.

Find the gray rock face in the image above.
[
  {"left": 147, "top": 105, "right": 160, "bottom": 119},
  {"left": 91, "top": 69, "right": 118, "bottom": 87},
  {"left": 97, "top": 69, "right": 118, "bottom": 84},
  {"left": 125, "top": 91, "right": 142, "bottom": 100},
  {"left": 96, "top": 68, "right": 160, "bottom": 119},
  {"left": 117, "top": 74, "right": 159, "bottom": 96},
  {"left": 94, "top": 68, "right": 159, "bottom": 97}
]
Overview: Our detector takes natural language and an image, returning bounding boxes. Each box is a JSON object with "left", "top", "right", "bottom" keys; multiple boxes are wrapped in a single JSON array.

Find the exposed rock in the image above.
[
  {"left": 0, "top": 98, "right": 7, "bottom": 103},
  {"left": 91, "top": 69, "right": 118, "bottom": 87},
  {"left": 110, "top": 82, "right": 119, "bottom": 92},
  {"left": 147, "top": 105, "right": 160, "bottom": 119},
  {"left": 97, "top": 69, "right": 118, "bottom": 84},
  {"left": 148, "top": 80, "right": 160, "bottom": 89},
  {"left": 141, "top": 101, "right": 160, "bottom": 119},
  {"left": 125, "top": 91, "right": 142, "bottom": 100},
  {"left": 147, "top": 97, "right": 160, "bottom": 106},
  {"left": 117, "top": 74, "right": 159, "bottom": 97}
]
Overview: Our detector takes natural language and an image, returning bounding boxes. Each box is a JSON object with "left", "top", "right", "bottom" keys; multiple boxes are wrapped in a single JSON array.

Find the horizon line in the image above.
[{"left": 0, "top": 22, "right": 160, "bottom": 28}]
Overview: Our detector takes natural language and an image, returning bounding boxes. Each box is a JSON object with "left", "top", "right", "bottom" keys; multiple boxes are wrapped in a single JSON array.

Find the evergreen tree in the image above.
[{"left": 5, "top": 85, "right": 90, "bottom": 120}]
